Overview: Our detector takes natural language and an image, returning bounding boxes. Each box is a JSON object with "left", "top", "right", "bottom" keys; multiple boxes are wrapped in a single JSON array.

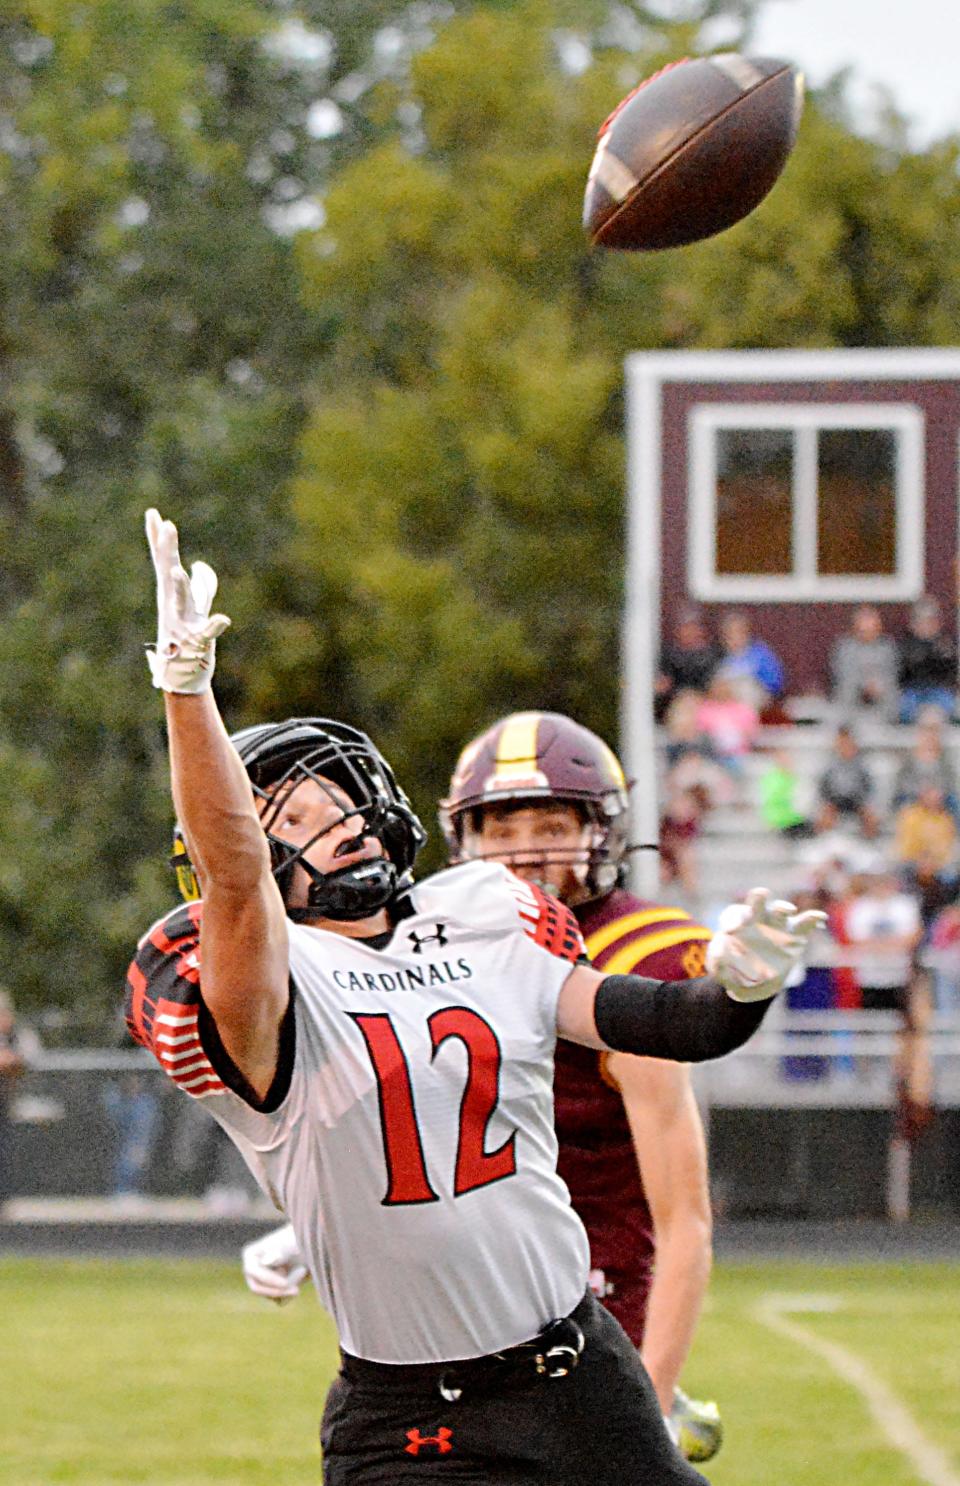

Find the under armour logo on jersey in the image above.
[
  {"left": 408, "top": 923, "right": 448, "bottom": 953},
  {"left": 405, "top": 1426, "right": 453, "bottom": 1456}
]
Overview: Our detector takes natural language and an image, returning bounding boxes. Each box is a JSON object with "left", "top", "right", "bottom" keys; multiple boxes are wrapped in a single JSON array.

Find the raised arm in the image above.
[
  {"left": 146, "top": 511, "right": 289, "bottom": 1100},
  {"left": 557, "top": 889, "right": 825, "bottom": 1058}
]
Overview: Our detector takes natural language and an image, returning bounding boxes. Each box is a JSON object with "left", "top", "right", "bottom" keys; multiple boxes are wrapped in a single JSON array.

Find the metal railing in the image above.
[{"left": 7, "top": 945, "right": 959, "bottom": 1221}]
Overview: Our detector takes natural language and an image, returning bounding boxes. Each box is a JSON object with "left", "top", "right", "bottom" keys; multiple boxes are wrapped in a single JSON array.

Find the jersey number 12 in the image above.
[{"left": 349, "top": 1008, "right": 517, "bottom": 1205}]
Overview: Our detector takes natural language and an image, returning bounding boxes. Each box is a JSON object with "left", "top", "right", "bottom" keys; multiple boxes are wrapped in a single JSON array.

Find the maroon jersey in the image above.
[{"left": 555, "top": 890, "right": 710, "bottom": 1344}]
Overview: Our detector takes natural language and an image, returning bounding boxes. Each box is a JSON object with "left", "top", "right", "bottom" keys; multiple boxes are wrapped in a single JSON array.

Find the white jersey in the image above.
[{"left": 126, "top": 861, "right": 592, "bottom": 1363}]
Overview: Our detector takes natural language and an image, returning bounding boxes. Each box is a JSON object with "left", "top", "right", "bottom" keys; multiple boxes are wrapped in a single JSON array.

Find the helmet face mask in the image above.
[
  {"left": 457, "top": 800, "right": 602, "bottom": 903},
  {"left": 173, "top": 719, "right": 426, "bottom": 922},
  {"left": 440, "top": 712, "right": 630, "bottom": 904}
]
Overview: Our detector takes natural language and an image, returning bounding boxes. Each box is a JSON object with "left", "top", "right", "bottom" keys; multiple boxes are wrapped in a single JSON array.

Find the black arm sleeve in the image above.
[{"left": 593, "top": 973, "right": 771, "bottom": 1062}]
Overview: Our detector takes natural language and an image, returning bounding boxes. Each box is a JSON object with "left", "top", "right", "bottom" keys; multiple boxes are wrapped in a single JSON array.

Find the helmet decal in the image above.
[
  {"left": 484, "top": 711, "right": 550, "bottom": 793},
  {"left": 598, "top": 737, "right": 627, "bottom": 791}
]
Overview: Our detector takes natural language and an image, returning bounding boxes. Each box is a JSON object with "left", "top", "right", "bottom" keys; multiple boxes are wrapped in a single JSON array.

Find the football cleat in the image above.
[{"left": 671, "top": 1386, "right": 723, "bottom": 1463}]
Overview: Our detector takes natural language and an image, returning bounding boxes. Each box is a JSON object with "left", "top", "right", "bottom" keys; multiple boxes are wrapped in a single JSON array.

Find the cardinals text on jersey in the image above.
[{"left": 126, "top": 861, "right": 591, "bottom": 1364}]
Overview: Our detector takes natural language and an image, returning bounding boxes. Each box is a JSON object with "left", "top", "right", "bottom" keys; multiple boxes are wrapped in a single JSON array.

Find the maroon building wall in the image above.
[{"left": 659, "top": 378, "right": 960, "bottom": 696}]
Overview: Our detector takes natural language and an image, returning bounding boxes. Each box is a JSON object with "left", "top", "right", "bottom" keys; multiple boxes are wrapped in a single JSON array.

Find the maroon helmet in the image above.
[{"left": 439, "top": 711, "right": 629, "bottom": 899}]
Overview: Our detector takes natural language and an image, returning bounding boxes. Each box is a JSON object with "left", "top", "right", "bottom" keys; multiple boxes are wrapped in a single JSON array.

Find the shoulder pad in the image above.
[
  {"left": 125, "top": 902, "right": 226, "bottom": 1098},
  {"left": 505, "top": 874, "right": 586, "bottom": 964}
]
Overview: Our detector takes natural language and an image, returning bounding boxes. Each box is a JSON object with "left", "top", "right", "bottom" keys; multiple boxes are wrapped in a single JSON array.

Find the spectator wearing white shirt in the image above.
[
  {"left": 844, "top": 866, "right": 922, "bottom": 1014},
  {"left": 843, "top": 865, "right": 932, "bottom": 1142}
]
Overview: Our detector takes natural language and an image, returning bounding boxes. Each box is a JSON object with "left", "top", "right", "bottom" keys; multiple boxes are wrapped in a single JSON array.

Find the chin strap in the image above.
[{"left": 287, "top": 857, "right": 399, "bottom": 923}]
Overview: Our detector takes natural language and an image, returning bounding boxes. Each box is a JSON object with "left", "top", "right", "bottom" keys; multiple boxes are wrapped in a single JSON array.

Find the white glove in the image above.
[
  {"left": 670, "top": 1386, "right": 723, "bottom": 1463},
  {"left": 241, "top": 1223, "right": 308, "bottom": 1303},
  {"left": 144, "top": 509, "right": 230, "bottom": 693},
  {"left": 706, "top": 887, "right": 827, "bottom": 1003}
]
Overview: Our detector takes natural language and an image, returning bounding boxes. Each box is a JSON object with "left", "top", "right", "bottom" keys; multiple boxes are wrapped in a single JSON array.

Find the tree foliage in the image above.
[
  {"left": 278, "top": 0, "right": 960, "bottom": 873},
  {"left": 1, "top": 0, "right": 959, "bottom": 1024},
  {"left": 0, "top": 0, "right": 330, "bottom": 1024}
]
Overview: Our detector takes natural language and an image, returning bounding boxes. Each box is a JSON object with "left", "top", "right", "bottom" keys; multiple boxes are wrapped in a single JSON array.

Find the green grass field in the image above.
[{"left": 2, "top": 1257, "right": 959, "bottom": 1485}]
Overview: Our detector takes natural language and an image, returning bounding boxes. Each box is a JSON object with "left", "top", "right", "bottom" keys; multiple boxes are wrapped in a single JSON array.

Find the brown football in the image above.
[{"left": 583, "top": 54, "right": 804, "bottom": 251}]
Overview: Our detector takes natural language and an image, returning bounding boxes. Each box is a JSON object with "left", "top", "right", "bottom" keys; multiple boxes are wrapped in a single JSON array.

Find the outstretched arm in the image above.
[
  {"left": 146, "top": 511, "right": 289, "bottom": 1101},
  {"left": 558, "top": 963, "right": 770, "bottom": 1058},
  {"left": 557, "top": 890, "right": 826, "bottom": 1058}
]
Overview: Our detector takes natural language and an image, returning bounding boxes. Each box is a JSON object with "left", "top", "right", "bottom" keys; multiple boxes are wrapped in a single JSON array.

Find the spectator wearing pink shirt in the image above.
[{"left": 694, "top": 674, "right": 759, "bottom": 777}]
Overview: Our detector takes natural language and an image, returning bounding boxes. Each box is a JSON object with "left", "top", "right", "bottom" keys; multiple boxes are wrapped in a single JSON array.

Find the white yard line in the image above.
[{"left": 754, "top": 1293, "right": 960, "bottom": 1486}]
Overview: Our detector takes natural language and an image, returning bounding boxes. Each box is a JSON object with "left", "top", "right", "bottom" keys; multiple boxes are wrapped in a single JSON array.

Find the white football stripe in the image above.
[
  {"left": 708, "top": 53, "right": 765, "bottom": 91},
  {"left": 179, "top": 1075, "right": 225, "bottom": 1094},
  {"left": 592, "top": 149, "right": 638, "bottom": 204}
]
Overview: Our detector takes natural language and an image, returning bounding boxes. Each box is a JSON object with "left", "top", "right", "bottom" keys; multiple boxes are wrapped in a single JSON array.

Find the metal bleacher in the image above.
[
  {"left": 684, "top": 709, "right": 960, "bottom": 906},
  {"left": 663, "top": 708, "right": 960, "bottom": 1223}
]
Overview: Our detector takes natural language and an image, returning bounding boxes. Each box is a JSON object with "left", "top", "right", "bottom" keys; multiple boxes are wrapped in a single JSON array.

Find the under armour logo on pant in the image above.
[{"left": 405, "top": 1426, "right": 454, "bottom": 1456}]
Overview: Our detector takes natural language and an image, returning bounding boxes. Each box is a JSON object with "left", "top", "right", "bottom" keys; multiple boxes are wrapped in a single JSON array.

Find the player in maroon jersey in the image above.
[
  {"left": 439, "top": 711, "right": 721, "bottom": 1461},
  {"left": 243, "top": 710, "right": 723, "bottom": 1461}
]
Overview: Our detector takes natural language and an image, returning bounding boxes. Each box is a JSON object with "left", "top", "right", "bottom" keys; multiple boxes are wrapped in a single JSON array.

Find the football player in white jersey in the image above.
[
  {"left": 241, "top": 712, "right": 722, "bottom": 1463},
  {"left": 129, "top": 511, "right": 824, "bottom": 1485}
]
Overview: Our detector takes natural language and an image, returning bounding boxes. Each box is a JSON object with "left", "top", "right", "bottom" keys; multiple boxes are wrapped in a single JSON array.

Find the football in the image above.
[{"left": 583, "top": 54, "right": 804, "bottom": 251}]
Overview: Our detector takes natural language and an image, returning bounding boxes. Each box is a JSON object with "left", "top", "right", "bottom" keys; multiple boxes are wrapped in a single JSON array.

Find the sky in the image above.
[{"left": 750, "top": 0, "right": 960, "bottom": 146}]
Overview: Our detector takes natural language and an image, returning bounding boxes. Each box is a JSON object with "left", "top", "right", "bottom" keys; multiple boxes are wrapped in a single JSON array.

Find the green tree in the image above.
[
  {"left": 658, "top": 104, "right": 960, "bottom": 347},
  {"left": 0, "top": 0, "right": 333, "bottom": 1023},
  {"left": 3, "top": 0, "right": 959, "bottom": 1026},
  {"left": 280, "top": 0, "right": 960, "bottom": 873},
  {"left": 0, "top": 0, "right": 769, "bottom": 1023}
]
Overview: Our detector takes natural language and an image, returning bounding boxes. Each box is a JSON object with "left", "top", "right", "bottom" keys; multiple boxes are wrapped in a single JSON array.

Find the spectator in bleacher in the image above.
[
  {"left": 830, "top": 604, "right": 900, "bottom": 722},
  {"left": 102, "top": 1070, "right": 162, "bottom": 1206},
  {"left": 658, "top": 785, "right": 705, "bottom": 898},
  {"left": 784, "top": 879, "right": 850, "bottom": 1081},
  {"left": 843, "top": 863, "right": 933, "bottom": 1141},
  {"left": 654, "top": 608, "right": 720, "bottom": 719},
  {"left": 825, "top": 884, "right": 864, "bottom": 1014},
  {"left": 799, "top": 827, "right": 875, "bottom": 910},
  {"left": 758, "top": 749, "right": 813, "bottom": 839},
  {"left": 894, "top": 784, "right": 958, "bottom": 874},
  {"left": 896, "top": 596, "right": 957, "bottom": 723},
  {"left": 891, "top": 719, "right": 959, "bottom": 819},
  {"left": 843, "top": 863, "right": 922, "bottom": 1014},
  {"left": 927, "top": 902, "right": 960, "bottom": 1013},
  {"left": 815, "top": 724, "right": 880, "bottom": 837},
  {"left": 717, "top": 610, "right": 786, "bottom": 719},
  {"left": 899, "top": 851, "right": 960, "bottom": 934},
  {"left": 694, "top": 673, "right": 759, "bottom": 782},
  {"left": 663, "top": 690, "right": 734, "bottom": 807},
  {"left": 780, "top": 889, "right": 838, "bottom": 1081}
]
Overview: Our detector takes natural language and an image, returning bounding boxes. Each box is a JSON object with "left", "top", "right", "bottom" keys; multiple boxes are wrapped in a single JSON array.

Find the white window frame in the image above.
[{"left": 688, "top": 402, "right": 925, "bottom": 602}]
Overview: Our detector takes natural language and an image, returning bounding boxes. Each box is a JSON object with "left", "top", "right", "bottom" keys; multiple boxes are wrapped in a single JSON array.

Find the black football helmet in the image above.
[
  {"left": 439, "top": 711, "right": 629, "bottom": 900},
  {"left": 172, "top": 718, "right": 426, "bottom": 922}
]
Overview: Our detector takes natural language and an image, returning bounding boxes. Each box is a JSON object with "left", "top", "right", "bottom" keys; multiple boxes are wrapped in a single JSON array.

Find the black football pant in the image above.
[{"left": 320, "top": 1290, "right": 707, "bottom": 1484}]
